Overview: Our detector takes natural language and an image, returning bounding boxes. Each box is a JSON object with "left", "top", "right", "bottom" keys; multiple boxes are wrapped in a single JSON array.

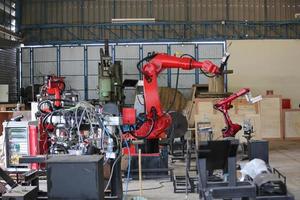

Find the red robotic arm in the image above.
[
  {"left": 214, "top": 88, "right": 250, "bottom": 138},
  {"left": 123, "top": 53, "right": 222, "bottom": 140},
  {"left": 41, "top": 75, "right": 65, "bottom": 109}
]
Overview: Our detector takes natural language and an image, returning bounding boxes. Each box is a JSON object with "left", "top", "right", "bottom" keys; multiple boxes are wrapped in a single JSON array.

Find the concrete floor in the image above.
[
  {"left": 2, "top": 139, "right": 299, "bottom": 199},
  {"left": 268, "top": 140, "right": 300, "bottom": 199},
  {"left": 124, "top": 140, "right": 300, "bottom": 200}
]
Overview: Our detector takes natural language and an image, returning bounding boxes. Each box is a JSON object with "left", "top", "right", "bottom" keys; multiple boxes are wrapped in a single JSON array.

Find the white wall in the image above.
[{"left": 228, "top": 40, "right": 300, "bottom": 108}]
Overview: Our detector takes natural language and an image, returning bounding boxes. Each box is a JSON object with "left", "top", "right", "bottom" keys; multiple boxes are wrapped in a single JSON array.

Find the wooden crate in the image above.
[
  {"left": 259, "top": 95, "right": 283, "bottom": 139},
  {"left": 208, "top": 75, "right": 224, "bottom": 93},
  {"left": 283, "top": 109, "right": 300, "bottom": 139},
  {"left": 195, "top": 99, "right": 217, "bottom": 116},
  {"left": 191, "top": 84, "right": 208, "bottom": 100},
  {"left": 183, "top": 100, "right": 197, "bottom": 128}
]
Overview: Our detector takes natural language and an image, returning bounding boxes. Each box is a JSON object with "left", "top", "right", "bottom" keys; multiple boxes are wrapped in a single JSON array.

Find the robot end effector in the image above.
[{"left": 245, "top": 92, "right": 263, "bottom": 104}]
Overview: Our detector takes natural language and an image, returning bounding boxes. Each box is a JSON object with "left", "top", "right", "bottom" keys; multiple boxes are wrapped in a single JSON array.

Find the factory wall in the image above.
[
  {"left": 0, "top": 0, "right": 16, "bottom": 38},
  {"left": 0, "top": 48, "right": 18, "bottom": 102},
  {"left": 21, "top": 40, "right": 300, "bottom": 107},
  {"left": 228, "top": 39, "right": 300, "bottom": 108},
  {"left": 20, "top": 42, "right": 224, "bottom": 105},
  {"left": 0, "top": 1, "right": 18, "bottom": 102}
]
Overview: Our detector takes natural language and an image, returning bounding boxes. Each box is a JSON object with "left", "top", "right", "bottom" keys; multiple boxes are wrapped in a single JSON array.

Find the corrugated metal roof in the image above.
[
  {"left": 21, "top": 0, "right": 299, "bottom": 25},
  {"left": 19, "top": 0, "right": 300, "bottom": 43}
]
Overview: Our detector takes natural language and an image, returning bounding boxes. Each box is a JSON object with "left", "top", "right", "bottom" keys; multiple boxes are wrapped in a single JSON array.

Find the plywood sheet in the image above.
[
  {"left": 159, "top": 87, "right": 187, "bottom": 112},
  {"left": 196, "top": 100, "right": 215, "bottom": 116},
  {"left": 284, "top": 109, "right": 300, "bottom": 138},
  {"left": 233, "top": 99, "right": 259, "bottom": 115},
  {"left": 260, "top": 96, "right": 282, "bottom": 139},
  {"left": 195, "top": 113, "right": 224, "bottom": 142},
  {"left": 183, "top": 100, "right": 196, "bottom": 128}
]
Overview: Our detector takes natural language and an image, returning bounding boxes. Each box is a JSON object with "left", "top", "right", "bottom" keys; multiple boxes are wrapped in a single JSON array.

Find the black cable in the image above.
[
  {"left": 49, "top": 109, "right": 65, "bottom": 127},
  {"left": 96, "top": 113, "right": 115, "bottom": 139},
  {"left": 136, "top": 94, "right": 144, "bottom": 106},
  {"left": 163, "top": 53, "right": 185, "bottom": 114},
  {"left": 38, "top": 100, "right": 53, "bottom": 114},
  {"left": 165, "top": 68, "right": 180, "bottom": 113},
  {"left": 165, "top": 53, "right": 217, "bottom": 113},
  {"left": 42, "top": 109, "right": 65, "bottom": 136},
  {"left": 128, "top": 118, "right": 155, "bottom": 140},
  {"left": 49, "top": 143, "right": 68, "bottom": 154},
  {"left": 104, "top": 153, "right": 122, "bottom": 192},
  {"left": 38, "top": 99, "right": 74, "bottom": 114},
  {"left": 180, "top": 53, "right": 196, "bottom": 60},
  {"left": 136, "top": 53, "right": 157, "bottom": 79},
  {"left": 42, "top": 112, "right": 55, "bottom": 135},
  {"left": 199, "top": 68, "right": 218, "bottom": 78},
  {"left": 126, "top": 180, "right": 170, "bottom": 192},
  {"left": 127, "top": 108, "right": 157, "bottom": 140}
]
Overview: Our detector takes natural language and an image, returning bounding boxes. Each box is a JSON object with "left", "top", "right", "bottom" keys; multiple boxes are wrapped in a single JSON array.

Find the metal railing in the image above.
[{"left": 20, "top": 20, "right": 300, "bottom": 45}]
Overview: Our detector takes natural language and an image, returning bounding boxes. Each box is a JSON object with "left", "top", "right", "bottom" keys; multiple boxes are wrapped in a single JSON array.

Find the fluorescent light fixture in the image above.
[{"left": 112, "top": 18, "right": 155, "bottom": 23}]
